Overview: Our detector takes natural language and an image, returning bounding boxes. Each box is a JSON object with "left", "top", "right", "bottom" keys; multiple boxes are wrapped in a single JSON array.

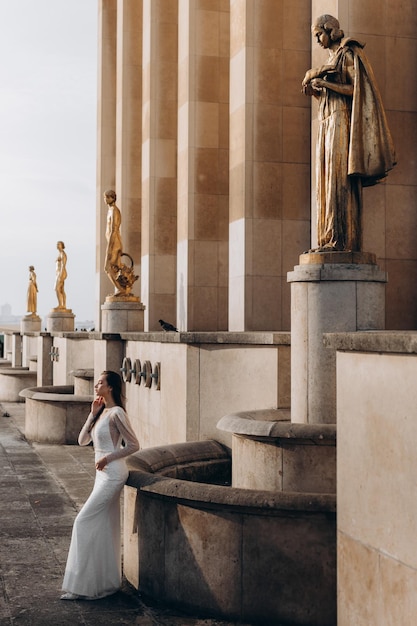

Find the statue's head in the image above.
[
  {"left": 312, "top": 15, "right": 344, "bottom": 42},
  {"left": 104, "top": 189, "right": 117, "bottom": 203},
  {"left": 29, "top": 265, "right": 34, "bottom": 271},
  {"left": 57, "top": 240, "right": 65, "bottom": 249}
]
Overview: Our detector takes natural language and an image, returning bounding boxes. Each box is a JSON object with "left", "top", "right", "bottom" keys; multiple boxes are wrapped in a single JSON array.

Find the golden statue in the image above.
[
  {"left": 54, "top": 241, "right": 67, "bottom": 309},
  {"left": 302, "top": 15, "right": 396, "bottom": 252},
  {"left": 27, "top": 266, "right": 38, "bottom": 315},
  {"left": 103, "top": 190, "right": 138, "bottom": 299}
]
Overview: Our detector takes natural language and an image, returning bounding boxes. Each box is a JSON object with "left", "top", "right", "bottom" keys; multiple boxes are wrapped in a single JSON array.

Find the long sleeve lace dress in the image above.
[{"left": 62, "top": 406, "right": 139, "bottom": 599}]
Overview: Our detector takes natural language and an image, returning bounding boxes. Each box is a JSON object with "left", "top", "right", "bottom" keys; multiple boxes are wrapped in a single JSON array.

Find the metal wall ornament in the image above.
[
  {"left": 49, "top": 346, "right": 59, "bottom": 362},
  {"left": 120, "top": 357, "right": 161, "bottom": 389},
  {"left": 120, "top": 357, "right": 132, "bottom": 383}
]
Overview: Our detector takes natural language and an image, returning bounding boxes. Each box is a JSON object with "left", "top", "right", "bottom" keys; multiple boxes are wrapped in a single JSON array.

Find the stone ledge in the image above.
[
  {"left": 127, "top": 469, "right": 336, "bottom": 514},
  {"left": 19, "top": 385, "right": 93, "bottom": 402},
  {"left": 120, "top": 331, "right": 291, "bottom": 345},
  {"left": 0, "top": 367, "right": 35, "bottom": 376},
  {"left": 324, "top": 331, "right": 417, "bottom": 354},
  {"left": 70, "top": 369, "right": 94, "bottom": 379},
  {"left": 217, "top": 409, "right": 336, "bottom": 441},
  {"left": 126, "top": 440, "right": 335, "bottom": 513}
]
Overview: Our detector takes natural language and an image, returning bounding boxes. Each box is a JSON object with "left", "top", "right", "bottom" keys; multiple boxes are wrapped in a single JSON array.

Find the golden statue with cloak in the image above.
[{"left": 302, "top": 15, "right": 396, "bottom": 252}]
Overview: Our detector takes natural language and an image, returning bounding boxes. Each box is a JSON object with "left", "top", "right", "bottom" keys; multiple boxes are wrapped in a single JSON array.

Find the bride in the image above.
[{"left": 61, "top": 370, "right": 139, "bottom": 600}]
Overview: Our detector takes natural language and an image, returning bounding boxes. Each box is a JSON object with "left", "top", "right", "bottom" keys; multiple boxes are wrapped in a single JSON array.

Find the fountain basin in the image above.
[
  {"left": 124, "top": 440, "right": 336, "bottom": 625},
  {"left": 0, "top": 367, "right": 37, "bottom": 402},
  {"left": 217, "top": 409, "right": 336, "bottom": 493},
  {"left": 19, "top": 385, "right": 93, "bottom": 444}
]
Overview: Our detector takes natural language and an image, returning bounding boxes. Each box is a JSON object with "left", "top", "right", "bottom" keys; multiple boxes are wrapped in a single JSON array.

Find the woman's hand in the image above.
[
  {"left": 95, "top": 456, "right": 108, "bottom": 471},
  {"left": 91, "top": 396, "right": 104, "bottom": 416}
]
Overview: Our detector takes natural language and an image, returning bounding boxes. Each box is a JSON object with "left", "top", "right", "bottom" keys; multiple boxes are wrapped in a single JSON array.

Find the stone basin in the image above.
[
  {"left": 124, "top": 439, "right": 336, "bottom": 625},
  {"left": 217, "top": 409, "right": 336, "bottom": 493},
  {"left": 0, "top": 367, "right": 37, "bottom": 402},
  {"left": 19, "top": 385, "right": 93, "bottom": 444}
]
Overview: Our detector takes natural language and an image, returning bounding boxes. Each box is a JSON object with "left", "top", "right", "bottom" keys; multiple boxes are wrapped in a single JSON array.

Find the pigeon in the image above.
[{"left": 159, "top": 319, "right": 178, "bottom": 332}]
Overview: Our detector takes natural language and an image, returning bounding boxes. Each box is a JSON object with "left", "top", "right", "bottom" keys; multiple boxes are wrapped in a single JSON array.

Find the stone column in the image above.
[
  {"left": 37, "top": 334, "right": 53, "bottom": 386},
  {"left": 228, "top": 0, "right": 311, "bottom": 331},
  {"left": 96, "top": 0, "right": 117, "bottom": 327},
  {"left": 288, "top": 253, "right": 387, "bottom": 424},
  {"left": 11, "top": 333, "right": 22, "bottom": 368},
  {"left": 94, "top": 337, "right": 124, "bottom": 381},
  {"left": 141, "top": 0, "right": 178, "bottom": 331},
  {"left": 177, "top": 0, "right": 230, "bottom": 331},
  {"left": 115, "top": 0, "right": 142, "bottom": 299}
]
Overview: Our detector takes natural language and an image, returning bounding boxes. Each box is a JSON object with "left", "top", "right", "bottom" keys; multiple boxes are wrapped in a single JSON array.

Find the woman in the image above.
[
  {"left": 61, "top": 371, "right": 139, "bottom": 600},
  {"left": 302, "top": 15, "right": 395, "bottom": 252}
]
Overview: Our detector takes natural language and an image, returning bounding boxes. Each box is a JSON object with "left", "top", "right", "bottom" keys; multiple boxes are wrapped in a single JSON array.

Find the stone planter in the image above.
[
  {"left": 19, "top": 385, "right": 93, "bottom": 444},
  {"left": 0, "top": 368, "right": 37, "bottom": 402},
  {"left": 125, "top": 440, "right": 336, "bottom": 625}
]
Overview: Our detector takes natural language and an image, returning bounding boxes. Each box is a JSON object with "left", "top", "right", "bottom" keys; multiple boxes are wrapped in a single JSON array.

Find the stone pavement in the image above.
[{"left": 0, "top": 402, "right": 250, "bottom": 626}]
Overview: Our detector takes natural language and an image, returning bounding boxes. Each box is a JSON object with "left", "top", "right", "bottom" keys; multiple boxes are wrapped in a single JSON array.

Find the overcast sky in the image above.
[{"left": 0, "top": 0, "right": 97, "bottom": 322}]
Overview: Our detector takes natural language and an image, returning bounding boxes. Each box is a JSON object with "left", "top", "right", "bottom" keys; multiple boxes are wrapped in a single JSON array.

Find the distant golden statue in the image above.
[
  {"left": 302, "top": 15, "right": 396, "bottom": 252},
  {"left": 103, "top": 190, "right": 138, "bottom": 299},
  {"left": 27, "top": 266, "right": 38, "bottom": 315},
  {"left": 54, "top": 241, "right": 67, "bottom": 309}
]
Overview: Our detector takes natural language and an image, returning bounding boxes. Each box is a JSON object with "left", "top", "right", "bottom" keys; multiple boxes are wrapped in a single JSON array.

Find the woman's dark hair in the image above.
[
  {"left": 102, "top": 370, "right": 125, "bottom": 408},
  {"left": 88, "top": 370, "right": 125, "bottom": 432}
]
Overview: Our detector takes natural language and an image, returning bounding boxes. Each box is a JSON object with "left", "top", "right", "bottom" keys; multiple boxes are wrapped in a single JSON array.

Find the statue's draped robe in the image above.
[
  {"left": 27, "top": 274, "right": 37, "bottom": 314},
  {"left": 316, "top": 38, "right": 396, "bottom": 251}
]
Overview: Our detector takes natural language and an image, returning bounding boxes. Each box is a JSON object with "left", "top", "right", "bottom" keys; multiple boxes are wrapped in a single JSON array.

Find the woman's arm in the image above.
[
  {"left": 78, "top": 413, "right": 95, "bottom": 446},
  {"left": 78, "top": 397, "right": 104, "bottom": 446},
  {"left": 104, "top": 408, "right": 140, "bottom": 464}
]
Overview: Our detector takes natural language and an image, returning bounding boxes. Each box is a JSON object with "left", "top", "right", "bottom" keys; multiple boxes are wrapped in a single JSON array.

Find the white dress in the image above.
[{"left": 62, "top": 406, "right": 139, "bottom": 599}]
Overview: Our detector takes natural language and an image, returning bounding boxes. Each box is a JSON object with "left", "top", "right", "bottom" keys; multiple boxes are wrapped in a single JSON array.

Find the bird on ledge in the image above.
[{"left": 159, "top": 319, "right": 178, "bottom": 332}]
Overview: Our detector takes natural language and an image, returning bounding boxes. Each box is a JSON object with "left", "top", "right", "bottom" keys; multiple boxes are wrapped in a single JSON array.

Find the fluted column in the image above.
[
  {"left": 115, "top": 0, "right": 143, "bottom": 300},
  {"left": 177, "top": 0, "right": 230, "bottom": 331},
  {"left": 141, "top": 0, "right": 178, "bottom": 330},
  {"left": 96, "top": 0, "right": 117, "bottom": 327},
  {"left": 228, "top": 0, "right": 311, "bottom": 330}
]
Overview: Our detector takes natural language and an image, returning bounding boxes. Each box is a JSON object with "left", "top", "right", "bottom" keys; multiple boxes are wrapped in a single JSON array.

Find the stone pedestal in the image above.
[
  {"left": 101, "top": 300, "right": 145, "bottom": 332},
  {"left": 20, "top": 314, "right": 41, "bottom": 333},
  {"left": 47, "top": 309, "right": 75, "bottom": 332},
  {"left": 287, "top": 252, "right": 387, "bottom": 424}
]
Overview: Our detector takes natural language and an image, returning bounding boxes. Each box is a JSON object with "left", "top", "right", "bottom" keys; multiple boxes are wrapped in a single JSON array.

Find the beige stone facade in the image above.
[{"left": 96, "top": 0, "right": 417, "bottom": 333}]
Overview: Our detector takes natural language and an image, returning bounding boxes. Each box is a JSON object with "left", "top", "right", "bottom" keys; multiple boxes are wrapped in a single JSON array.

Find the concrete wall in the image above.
[
  {"left": 334, "top": 334, "right": 417, "bottom": 625},
  {"left": 122, "top": 333, "right": 290, "bottom": 449},
  {"left": 52, "top": 335, "right": 95, "bottom": 385}
]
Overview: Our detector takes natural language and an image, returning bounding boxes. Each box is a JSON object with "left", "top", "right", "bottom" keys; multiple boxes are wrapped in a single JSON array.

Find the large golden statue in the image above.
[
  {"left": 26, "top": 266, "right": 38, "bottom": 315},
  {"left": 302, "top": 15, "right": 396, "bottom": 252},
  {"left": 54, "top": 241, "right": 67, "bottom": 309},
  {"left": 103, "top": 190, "right": 138, "bottom": 299}
]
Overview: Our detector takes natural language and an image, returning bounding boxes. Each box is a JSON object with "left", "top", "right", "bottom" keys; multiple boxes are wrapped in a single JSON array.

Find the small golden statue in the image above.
[
  {"left": 26, "top": 266, "right": 38, "bottom": 315},
  {"left": 103, "top": 190, "right": 139, "bottom": 301},
  {"left": 54, "top": 241, "right": 68, "bottom": 310}
]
